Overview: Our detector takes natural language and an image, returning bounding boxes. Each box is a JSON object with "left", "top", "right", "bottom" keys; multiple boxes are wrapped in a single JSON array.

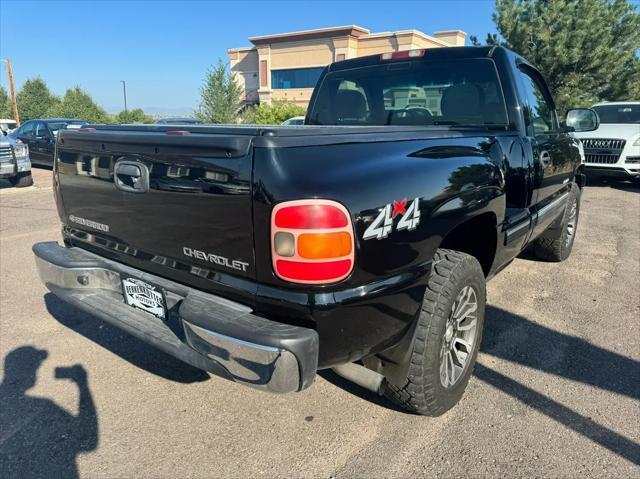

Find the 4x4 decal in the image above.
[{"left": 363, "top": 198, "right": 421, "bottom": 240}]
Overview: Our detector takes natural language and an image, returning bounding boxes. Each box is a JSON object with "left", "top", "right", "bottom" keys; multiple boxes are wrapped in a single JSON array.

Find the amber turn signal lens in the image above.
[{"left": 298, "top": 232, "right": 352, "bottom": 259}]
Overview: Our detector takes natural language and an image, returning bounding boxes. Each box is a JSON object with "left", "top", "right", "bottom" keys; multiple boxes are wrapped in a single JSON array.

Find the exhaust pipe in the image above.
[{"left": 332, "top": 362, "right": 385, "bottom": 395}]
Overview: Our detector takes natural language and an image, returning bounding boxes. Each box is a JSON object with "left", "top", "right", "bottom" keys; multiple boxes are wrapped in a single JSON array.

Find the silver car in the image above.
[{"left": 0, "top": 135, "right": 32, "bottom": 187}]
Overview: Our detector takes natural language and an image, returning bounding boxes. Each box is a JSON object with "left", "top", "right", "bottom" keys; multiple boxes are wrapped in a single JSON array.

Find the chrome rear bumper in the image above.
[{"left": 33, "top": 242, "right": 318, "bottom": 393}]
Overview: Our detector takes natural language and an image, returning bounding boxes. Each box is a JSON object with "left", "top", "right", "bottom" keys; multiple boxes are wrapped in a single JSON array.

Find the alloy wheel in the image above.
[
  {"left": 440, "top": 286, "right": 478, "bottom": 388},
  {"left": 565, "top": 198, "right": 578, "bottom": 248}
]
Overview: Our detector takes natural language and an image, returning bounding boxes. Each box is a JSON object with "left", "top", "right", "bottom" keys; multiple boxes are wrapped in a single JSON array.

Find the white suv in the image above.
[{"left": 573, "top": 102, "right": 640, "bottom": 180}]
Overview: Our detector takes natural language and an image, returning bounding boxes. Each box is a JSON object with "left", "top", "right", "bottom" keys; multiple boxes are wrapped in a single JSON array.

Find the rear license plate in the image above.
[{"left": 121, "top": 277, "right": 167, "bottom": 320}]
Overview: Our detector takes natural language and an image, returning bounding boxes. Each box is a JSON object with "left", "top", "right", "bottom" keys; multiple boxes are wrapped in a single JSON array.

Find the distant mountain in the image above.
[{"left": 106, "top": 106, "right": 196, "bottom": 117}]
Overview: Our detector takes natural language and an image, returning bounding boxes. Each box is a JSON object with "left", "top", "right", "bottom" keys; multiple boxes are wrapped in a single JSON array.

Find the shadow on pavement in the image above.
[
  {"left": 482, "top": 305, "right": 639, "bottom": 401},
  {"left": 479, "top": 306, "right": 640, "bottom": 465},
  {"left": 44, "top": 293, "right": 209, "bottom": 384},
  {"left": 475, "top": 363, "right": 640, "bottom": 465},
  {"left": 0, "top": 346, "right": 98, "bottom": 479},
  {"left": 585, "top": 176, "right": 639, "bottom": 193},
  {"left": 0, "top": 179, "right": 21, "bottom": 190},
  {"left": 317, "top": 369, "right": 407, "bottom": 413},
  {"left": 322, "top": 304, "right": 640, "bottom": 464}
]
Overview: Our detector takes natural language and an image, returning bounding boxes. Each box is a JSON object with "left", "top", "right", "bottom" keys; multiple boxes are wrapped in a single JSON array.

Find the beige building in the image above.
[{"left": 228, "top": 25, "right": 466, "bottom": 108}]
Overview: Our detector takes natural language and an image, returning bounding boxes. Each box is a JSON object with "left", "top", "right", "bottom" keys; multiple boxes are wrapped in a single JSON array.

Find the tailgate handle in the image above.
[
  {"left": 117, "top": 164, "right": 140, "bottom": 177},
  {"left": 115, "top": 160, "right": 149, "bottom": 193}
]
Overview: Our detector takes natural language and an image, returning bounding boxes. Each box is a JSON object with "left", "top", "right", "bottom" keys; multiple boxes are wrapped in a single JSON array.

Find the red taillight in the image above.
[
  {"left": 275, "top": 204, "right": 348, "bottom": 229},
  {"left": 271, "top": 200, "right": 355, "bottom": 284},
  {"left": 380, "top": 49, "right": 425, "bottom": 61},
  {"left": 165, "top": 130, "right": 191, "bottom": 136},
  {"left": 276, "top": 259, "right": 352, "bottom": 282}
]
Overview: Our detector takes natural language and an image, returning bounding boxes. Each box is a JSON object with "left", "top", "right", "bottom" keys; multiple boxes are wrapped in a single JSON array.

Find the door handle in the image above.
[
  {"left": 114, "top": 160, "right": 149, "bottom": 193},
  {"left": 540, "top": 150, "right": 552, "bottom": 167}
]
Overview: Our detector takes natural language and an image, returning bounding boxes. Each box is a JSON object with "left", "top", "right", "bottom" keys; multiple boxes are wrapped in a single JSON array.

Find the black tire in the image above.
[
  {"left": 383, "top": 249, "right": 486, "bottom": 416},
  {"left": 533, "top": 183, "right": 580, "bottom": 262},
  {"left": 9, "top": 172, "right": 33, "bottom": 188}
]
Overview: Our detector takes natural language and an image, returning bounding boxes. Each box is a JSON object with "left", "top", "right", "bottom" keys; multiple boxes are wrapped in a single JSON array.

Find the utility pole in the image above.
[
  {"left": 1, "top": 59, "right": 20, "bottom": 126},
  {"left": 120, "top": 80, "right": 128, "bottom": 114}
]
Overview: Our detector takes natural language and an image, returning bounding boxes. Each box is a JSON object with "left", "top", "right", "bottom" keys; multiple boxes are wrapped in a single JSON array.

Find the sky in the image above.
[{"left": 0, "top": 0, "right": 497, "bottom": 115}]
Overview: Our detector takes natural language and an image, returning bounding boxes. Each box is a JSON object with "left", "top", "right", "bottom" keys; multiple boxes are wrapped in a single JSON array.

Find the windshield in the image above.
[
  {"left": 592, "top": 104, "right": 640, "bottom": 124},
  {"left": 308, "top": 59, "right": 508, "bottom": 127}
]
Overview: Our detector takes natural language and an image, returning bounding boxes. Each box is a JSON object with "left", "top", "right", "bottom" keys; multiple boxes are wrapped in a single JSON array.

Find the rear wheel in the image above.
[
  {"left": 383, "top": 249, "right": 486, "bottom": 416},
  {"left": 534, "top": 183, "right": 580, "bottom": 262},
  {"left": 9, "top": 172, "right": 33, "bottom": 188}
]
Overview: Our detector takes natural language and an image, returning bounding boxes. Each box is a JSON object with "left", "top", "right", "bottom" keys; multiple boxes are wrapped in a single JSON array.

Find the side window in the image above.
[
  {"left": 18, "top": 122, "right": 35, "bottom": 137},
  {"left": 35, "top": 122, "right": 50, "bottom": 138},
  {"left": 518, "top": 68, "right": 555, "bottom": 136}
]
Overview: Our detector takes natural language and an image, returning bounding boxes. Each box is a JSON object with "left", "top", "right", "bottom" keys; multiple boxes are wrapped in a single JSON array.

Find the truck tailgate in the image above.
[{"left": 56, "top": 128, "right": 256, "bottom": 299}]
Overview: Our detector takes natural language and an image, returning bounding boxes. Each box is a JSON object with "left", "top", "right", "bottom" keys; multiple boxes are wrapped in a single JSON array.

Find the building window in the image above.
[
  {"left": 260, "top": 60, "right": 268, "bottom": 87},
  {"left": 271, "top": 67, "right": 324, "bottom": 89}
]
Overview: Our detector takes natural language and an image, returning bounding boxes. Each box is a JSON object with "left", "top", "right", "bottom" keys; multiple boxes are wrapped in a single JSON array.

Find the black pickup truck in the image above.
[{"left": 34, "top": 46, "right": 598, "bottom": 415}]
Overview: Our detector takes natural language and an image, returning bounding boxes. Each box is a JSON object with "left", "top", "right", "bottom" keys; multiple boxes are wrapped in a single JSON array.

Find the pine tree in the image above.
[
  {"left": 196, "top": 60, "right": 243, "bottom": 124},
  {"left": 46, "top": 87, "right": 111, "bottom": 123},
  {"left": 492, "top": 0, "right": 640, "bottom": 113},
  {"left": 16, "top": 78, "right": 60, "bottom": 120},
  {"left": 0, "top": 86, "right": 12, "bottom": 118}
]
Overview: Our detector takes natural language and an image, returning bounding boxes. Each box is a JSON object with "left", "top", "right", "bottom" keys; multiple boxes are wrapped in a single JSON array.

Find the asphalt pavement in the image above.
[{"left": 1, "top": 167, "right": 639, "bottom": 478}]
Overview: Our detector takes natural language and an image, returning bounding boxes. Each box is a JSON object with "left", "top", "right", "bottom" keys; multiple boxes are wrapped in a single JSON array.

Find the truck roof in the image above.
[{"left": 327, "top": 45, "right": 517, "bottom": 73}]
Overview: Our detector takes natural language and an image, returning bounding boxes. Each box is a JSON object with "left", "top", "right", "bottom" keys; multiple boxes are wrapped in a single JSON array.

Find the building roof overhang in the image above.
[{"left": 249, "top": 25, "right": 370, "bottom": 46}]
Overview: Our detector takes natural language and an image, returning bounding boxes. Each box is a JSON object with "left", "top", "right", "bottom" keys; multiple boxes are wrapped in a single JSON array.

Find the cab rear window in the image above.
[{"left": 308, "top": 59, "right": 508, "bottom": 127}]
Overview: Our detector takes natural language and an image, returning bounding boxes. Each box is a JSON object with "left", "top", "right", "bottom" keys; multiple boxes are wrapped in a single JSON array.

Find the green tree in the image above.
[
  {"left": 114, "top": 108, "right": 154, "bottom": 123},
  {"left": 0, "top": 86, "right": 12, "bottom": 118},
  {"left": 242, "top": 100, "right": 306, "bottom": 125},
  {"left": 491, "top": 0, "right": 640, "bottom": 113},
  {"left": 196, "top": 59, "right": 243, "bottom": 123},
  {"left": 46, "top": 86, "right": 111, "bottom": 123},
  {"left": 16, "top": 77, "right": 60, "bottom": 120}
]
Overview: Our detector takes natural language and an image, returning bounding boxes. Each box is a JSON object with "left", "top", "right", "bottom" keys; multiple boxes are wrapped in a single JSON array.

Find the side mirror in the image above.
[{"left": 565, "top": 108, "right": 599, "bottom": 132}]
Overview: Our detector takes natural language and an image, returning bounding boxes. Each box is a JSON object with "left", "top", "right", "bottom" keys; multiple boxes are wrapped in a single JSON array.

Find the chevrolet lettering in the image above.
[{"left": 182, "top": 247, "right": 249, "bottom": 272}]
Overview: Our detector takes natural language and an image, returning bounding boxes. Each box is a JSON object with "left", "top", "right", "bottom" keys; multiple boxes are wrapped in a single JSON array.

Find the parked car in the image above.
[
  {"left": 281, "top": 116, "right": 305, "bottom": 126},
  {"left": 11, "top": 119, "right": 88, "bottom": 166},
  {"left": 0, "top": 135, "right": 32, "bottom": 187},
  {"left": 569, "top": 101, "right": 640, "bottom": 181},
  {"left": 0, "top": 118, "right": 18, "bottom": 134},
  {"left": 34, "top": 46, "right": 595, "bottom": 416},
  {"left": 154, "top": 117, "right": 203, "bottom": 125}
]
